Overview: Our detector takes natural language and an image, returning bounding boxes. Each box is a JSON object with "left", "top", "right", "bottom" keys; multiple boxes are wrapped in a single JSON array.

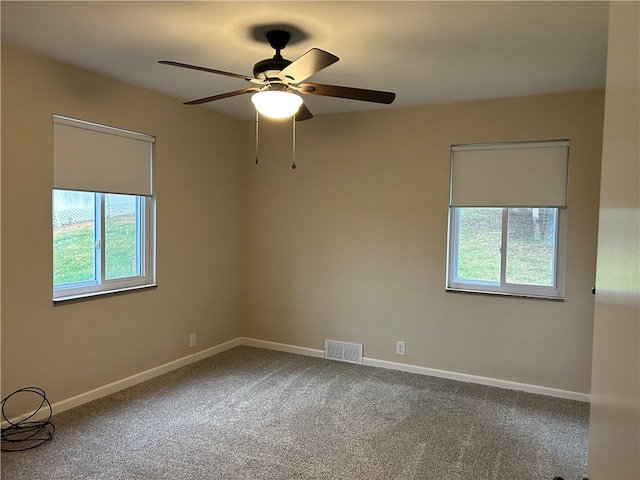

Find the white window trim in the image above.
[
  {"left": 53, "top": 193, "right": 156, "bottom": 302},
  {"left": 446, "top": 207, "right": 566, "bottom": 300}
]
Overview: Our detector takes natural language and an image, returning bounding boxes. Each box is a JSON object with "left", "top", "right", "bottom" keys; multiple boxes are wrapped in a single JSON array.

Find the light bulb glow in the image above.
[{"left": 251, "top": 90, "right": 303, "bottom": 119}]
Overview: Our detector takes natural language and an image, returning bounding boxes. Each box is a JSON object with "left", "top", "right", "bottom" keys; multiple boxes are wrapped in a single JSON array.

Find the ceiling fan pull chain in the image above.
[
  {"left": 255, "top": 110, "right": 259, "bottom": 165},
  {"left": 292, "top": 114, "right": 297, "bottom": 170}
]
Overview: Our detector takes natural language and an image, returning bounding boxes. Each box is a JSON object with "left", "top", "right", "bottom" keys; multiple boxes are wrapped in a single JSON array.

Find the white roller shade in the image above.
[
  {"left": 53, "top": 115, "right": 155, "bottom": 196},
  {"left": 450, "top": 140, "right": 569, "bottom": 207}
]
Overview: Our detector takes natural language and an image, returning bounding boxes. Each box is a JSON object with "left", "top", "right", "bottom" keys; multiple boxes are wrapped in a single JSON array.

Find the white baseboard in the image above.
[
  {"left": 240, "top": 338, "right": 589, "bottom": 402},
  {"left": 3, "top": 337, "right": 243, "bottom": 427},
  {"left": 241, "top": 337, "right": 325, "bottom": 358},
  {"left": 52, "top": 337, "right": 244, "bottom": 412},
  {"left": 362, "top": 357, "right": 590, "bottom": 402},
  {"left": 5, "top": 336, "right": 587, "bottom": 426}
]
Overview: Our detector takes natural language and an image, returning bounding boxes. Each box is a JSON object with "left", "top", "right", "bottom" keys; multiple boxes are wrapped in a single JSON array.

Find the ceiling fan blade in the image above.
[
  {"left": 278, "top": 49, "right": 339, "bottom": 83},
  {"left": 295, "top": 103, "right": 314, "bottom": 121},
  {"left": 159, "top": 60, "right": 259, "bottom": 83},
  {"left": 184, "top": 87, "right": 260, "bottom": 105},
  {"left": 298, "top": 82, "right": 396, "bottom": 104}
]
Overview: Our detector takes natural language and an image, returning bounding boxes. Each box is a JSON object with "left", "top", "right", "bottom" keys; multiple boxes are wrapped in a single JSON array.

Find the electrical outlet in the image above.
[
  {"left": 396, "top": 341, "right": 406, "bottom": 356},
  {"left": 189, "top": 333, "right": 196, "bottom": 348}
]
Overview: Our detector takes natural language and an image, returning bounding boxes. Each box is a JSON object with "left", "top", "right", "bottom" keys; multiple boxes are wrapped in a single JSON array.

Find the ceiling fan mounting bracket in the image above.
[{"left": 265, "top": 30, "right": 291, "bottom": 54}]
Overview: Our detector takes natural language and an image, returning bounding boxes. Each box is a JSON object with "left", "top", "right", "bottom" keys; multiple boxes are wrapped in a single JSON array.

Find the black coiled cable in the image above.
[{"left": 1, "top": 387, "right": 55, "bottom": 452}]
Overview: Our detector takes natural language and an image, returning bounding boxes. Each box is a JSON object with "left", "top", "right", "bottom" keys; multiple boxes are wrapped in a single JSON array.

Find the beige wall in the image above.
[
  {"left": 1, "top": 44, "right": 245, "bottom": 414},
  {"left": 2, "top": 43, "right": 606, "bottom": 418},
  {"left": 243, "top": 90, "right": 604, "bottom": 393},
  {"left": 588, "top": 1, "right": 640, "bottom": 478}
]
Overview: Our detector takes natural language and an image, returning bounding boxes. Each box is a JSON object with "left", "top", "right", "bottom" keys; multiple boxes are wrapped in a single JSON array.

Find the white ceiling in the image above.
[{"left": 1, "top": 1, "right": 609, "bottom": 120}]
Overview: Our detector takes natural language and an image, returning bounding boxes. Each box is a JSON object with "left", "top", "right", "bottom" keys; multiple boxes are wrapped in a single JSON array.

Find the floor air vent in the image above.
[{"left": 324, "top": 340, "right": 363, "bottom": 365}]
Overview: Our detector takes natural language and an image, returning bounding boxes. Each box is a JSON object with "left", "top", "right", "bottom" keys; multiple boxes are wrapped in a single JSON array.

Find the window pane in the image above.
[
  {"left": 455, "top": 208, "right": 502, "bottom": 283},
  {"left": 105, "top": 194, "right": 140, "bottom": 280},
  {"left": 53, "top": 190, "right": 96, "bottom": 285},
  {"left": 506, "top": 208, "right": 556, "bottom": 286}
]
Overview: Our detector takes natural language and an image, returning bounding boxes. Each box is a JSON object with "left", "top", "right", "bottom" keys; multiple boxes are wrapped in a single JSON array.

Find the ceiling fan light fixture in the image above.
[{"left": 251, "top": 90, "right": 303, "bottom": 119}]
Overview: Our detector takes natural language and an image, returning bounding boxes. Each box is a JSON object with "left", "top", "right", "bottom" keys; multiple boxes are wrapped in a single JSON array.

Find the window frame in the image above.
[
  {"left": 53, "top": 191, "right": 155, "bottom": 302},
  {"left": 446, "top": 206, "right": 566, "bottom": 299},
  {"left": 53, "top": 191, "right": 154, "bottom": 301},
  {"left": 52, "top": 114, "right": 156, "bottom": 303}
]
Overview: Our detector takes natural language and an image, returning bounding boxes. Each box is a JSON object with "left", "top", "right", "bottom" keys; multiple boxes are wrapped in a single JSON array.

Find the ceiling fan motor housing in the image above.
[{"left": 253, "top": 57, "right": 292, "bottom": 81}]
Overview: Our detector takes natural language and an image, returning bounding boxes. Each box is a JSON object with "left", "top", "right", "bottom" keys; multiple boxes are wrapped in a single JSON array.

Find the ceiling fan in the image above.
[{"left": 159, "top": 29, "right": 396, "bottom": 121}]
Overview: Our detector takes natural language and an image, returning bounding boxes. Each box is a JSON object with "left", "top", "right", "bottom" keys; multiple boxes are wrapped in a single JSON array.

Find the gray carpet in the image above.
[{"left": 1, "top": 346, "right": 589, "bottom": 479}]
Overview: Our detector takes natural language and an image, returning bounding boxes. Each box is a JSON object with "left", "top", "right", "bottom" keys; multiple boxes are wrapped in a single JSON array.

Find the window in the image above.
[
  {"left": 446, "top": 140, "right": 569, "bottom": 298},
  {"left": 52, "top": 115, "right": 155, "bottom": 300}
]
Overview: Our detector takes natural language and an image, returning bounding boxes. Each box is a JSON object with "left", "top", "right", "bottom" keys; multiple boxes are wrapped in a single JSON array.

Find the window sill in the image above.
[
  {"left": 53, "top": 283, "right": 158, "bottom": 305},
  {"left": 445, "top": 287, "right": 564, "bottom": 301}
]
